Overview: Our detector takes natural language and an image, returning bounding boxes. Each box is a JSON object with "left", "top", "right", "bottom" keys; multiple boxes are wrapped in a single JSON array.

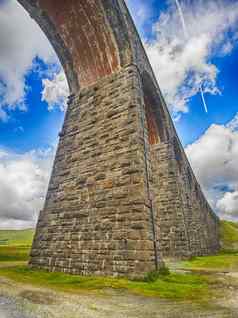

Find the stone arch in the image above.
[
  {"left": 13, "top": 0, "right": 220, "bottom": 276},
  {"left": 17, "top": 0, "right": 132, "bottom": 93},
  {"left": 141, "top": 71, "right": 169, "bottom": 145}
]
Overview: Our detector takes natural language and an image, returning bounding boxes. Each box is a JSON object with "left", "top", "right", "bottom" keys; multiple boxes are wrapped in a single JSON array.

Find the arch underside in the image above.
[
  {"left": 142, "top": 73, "right": 168, "bottom": 145},
  {"left": 18, "top": 0, "right": 132, "bottom": 93}
]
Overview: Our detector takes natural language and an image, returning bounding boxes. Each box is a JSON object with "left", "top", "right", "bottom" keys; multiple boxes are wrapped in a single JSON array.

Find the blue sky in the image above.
[
  {"left": 0, "top": 0, "right": 238, "bottom": 228},
  {"left": 127, "top": 0, "right": 238, "bottom": 144},
  {"left": 176, "top": 48, "right": 238, "bottom": 146},
  {"left": 0, "top": 59, "right": 64, "bottom": 153}
]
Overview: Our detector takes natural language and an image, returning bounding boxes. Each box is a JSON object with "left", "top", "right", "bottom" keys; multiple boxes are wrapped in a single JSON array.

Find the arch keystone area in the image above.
[{"left": 18, "top": 0, "right": 220, "bottom": 277}]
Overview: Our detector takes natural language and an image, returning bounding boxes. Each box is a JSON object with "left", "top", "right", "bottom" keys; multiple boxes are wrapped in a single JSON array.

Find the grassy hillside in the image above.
[
  {"left": 0, "top": 229, "right": 34, "bottom": 263},
  {"left": 180, "top": 220, "right": 238, "bottom": 272},
  {"left": 0, "top": 229, "right": 34, "bottom": 246},
  {"left": 220, "top": 220, "right": 238, "bottom": 252}
]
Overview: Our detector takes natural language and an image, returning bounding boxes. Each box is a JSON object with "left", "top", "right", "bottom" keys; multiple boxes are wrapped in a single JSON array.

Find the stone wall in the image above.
[
  {"left": 30, "top": 64, "right": 220, "bottom": 276},
  {"left": 150, "top": 141, "right": 220, "bottom": 259},
  {"left": 30, "top": 65, "right": 161, "bottom": 277},
  {"left": 141, "top": 74, "right": 220, "bottom": 259}
]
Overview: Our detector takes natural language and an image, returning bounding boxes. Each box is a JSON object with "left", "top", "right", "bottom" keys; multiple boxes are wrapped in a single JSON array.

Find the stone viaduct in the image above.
[{"left": 18, "top": 0, "right": 220, "bottom": 277}]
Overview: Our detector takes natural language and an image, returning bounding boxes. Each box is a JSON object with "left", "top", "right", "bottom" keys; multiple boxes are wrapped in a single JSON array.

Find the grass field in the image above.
[
  {"left": 0, "top": 221, "right": 237, "bottom": 302},
  {"left": 0, "top": 228, "right": 33, "bottom": 263},
  {"left": 181, "top": 252, "right": 238, "bottom": 272},
  {"left": 0, "top": 229, "right": 34, "bottom": 246},
  {"left": 220, "top": 220, "right": 238, "bottom": 252},
  {"left": 0, "top": 265, "right": 212, "bottom": 301},
  {"left": 0, "top": 246, "right": 30, "bottom": 262},
  {"left": 177, "top": 220, "right": 238, "bottom": 273}
]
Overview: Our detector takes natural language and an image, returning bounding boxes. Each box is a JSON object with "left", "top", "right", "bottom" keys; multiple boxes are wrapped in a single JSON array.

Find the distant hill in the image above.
[
  {"left": 0, "top": 229, "right": 34, "bottom": 246},
  {"left": 220, "top": 220, "right": 238, "bottom": 252}
]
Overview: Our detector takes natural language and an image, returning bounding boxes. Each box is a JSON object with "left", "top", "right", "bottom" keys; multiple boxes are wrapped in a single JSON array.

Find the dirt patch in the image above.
[
  {"left": 0, "top": 276, "right": 237, "bottom": 318},
  {"left": 0, "top": 269, "right": 238, "bottom": 318},
  {"left": 19, "top": 290, "right": 57, "bottom": 305},
  {"left": 0, "top": 296, "right": 33, "bottom": 318}
]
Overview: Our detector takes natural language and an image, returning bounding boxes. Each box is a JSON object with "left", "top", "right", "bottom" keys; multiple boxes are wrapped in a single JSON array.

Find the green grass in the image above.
[
  {"left": 0, "top": 229, "right": 34, "bottom": 246},
  {"left": 0, "top": 265, "right": 212, "bottom": 301},
  {"left": 0, "top": 245, "right": 30, "bottom": 262},
  {"left": 181, "top": 252, "right": 238, "bottom": 272},
  {"left": 0, "top": 229, "right": 32, "bottom": 263},
  {"left": 179, "top": 220, "right": 238, "bottom": 272},
  {"left": 220, "top": 220, "right": 238, "bottom": 252}
]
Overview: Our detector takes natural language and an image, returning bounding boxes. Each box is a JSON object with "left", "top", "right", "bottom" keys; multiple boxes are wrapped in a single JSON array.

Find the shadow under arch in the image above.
[
  {"left": 141, "top": 71, "right": 169, "bottom": 146},
  {"left": 17, "top": 0, "right": 132, "bottom": 93}
]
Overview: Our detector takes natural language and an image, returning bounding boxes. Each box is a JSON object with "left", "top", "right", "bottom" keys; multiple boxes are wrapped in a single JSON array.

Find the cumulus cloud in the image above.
[
  {"left": 144, "top": 0, "right": 238, "bottom": 117},
  {"left": 0, "top": 0, "right": 58, "bottom": 120},
  {"left": 126, "top": 0, "right": 154, "bottom": 34},
  {"left": 0, "top": 148, "right": 55, "bottom": 229},
  {"left": 42, "top": 71, "right": 69, "bottom": 112},
  {"left": 185, "top": 114, "right": 238, "bottom": 220},
  {"left": 217, "top": 191, "right": 238, "bottom": 218},
  {"left": 1, "top": 0, "right": 238, "bottom": 119}
]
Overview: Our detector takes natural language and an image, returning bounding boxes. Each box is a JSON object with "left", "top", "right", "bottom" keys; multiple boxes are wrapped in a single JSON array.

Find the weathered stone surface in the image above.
[
  {"left": 30, "top": 66, "right": 158, "bottom": 277},
  {"left": 17, "top": 0, "right": 220, "bottom": 277}
]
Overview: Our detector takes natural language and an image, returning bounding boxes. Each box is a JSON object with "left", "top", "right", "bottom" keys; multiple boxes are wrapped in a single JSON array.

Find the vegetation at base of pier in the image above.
[
  {"left": 0, "top": 265, "right": 211, "bottom": 301},
  {"left": 144, "top": 266, "right": 170, "bottom": 282}
]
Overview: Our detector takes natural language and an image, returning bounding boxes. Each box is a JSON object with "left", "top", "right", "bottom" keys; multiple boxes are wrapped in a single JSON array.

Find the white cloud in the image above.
[
  {"left": 217, "top": 191, "right": 238, "bottom": 218},
  {"left": 126, "top": 0, "right": 154, "bottom": 33},
  {"left": 0, "top": 0, "right": 58, "bottom": 120},
  {"left": 42, "top": 71, "right": 69, "bottom": 112},
  {"left": 1, "top": 0, "right": 238, "bottom": 119},
  {"left": 0, "top": 147, "right": 55, "bottom": 229},
  {"left": 220, "top": 41, "right": 233, "bottom": 56},
  {"left": 144, "top": 0, "right": 238, "bottom": 117},
  {"left": 185, "top": 113, "right": 238, "bottom": 220},
  {"left": 227, "top": 112, "right": 238, "bottom": 132}
]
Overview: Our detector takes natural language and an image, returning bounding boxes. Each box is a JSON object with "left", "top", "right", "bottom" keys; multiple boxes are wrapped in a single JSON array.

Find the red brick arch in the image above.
[
  {"left": 18, "top": 0, "right": 132, "bottom": 93},
  {"left": 142, "top": 72, "right": 169, "bottom": 145}
]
